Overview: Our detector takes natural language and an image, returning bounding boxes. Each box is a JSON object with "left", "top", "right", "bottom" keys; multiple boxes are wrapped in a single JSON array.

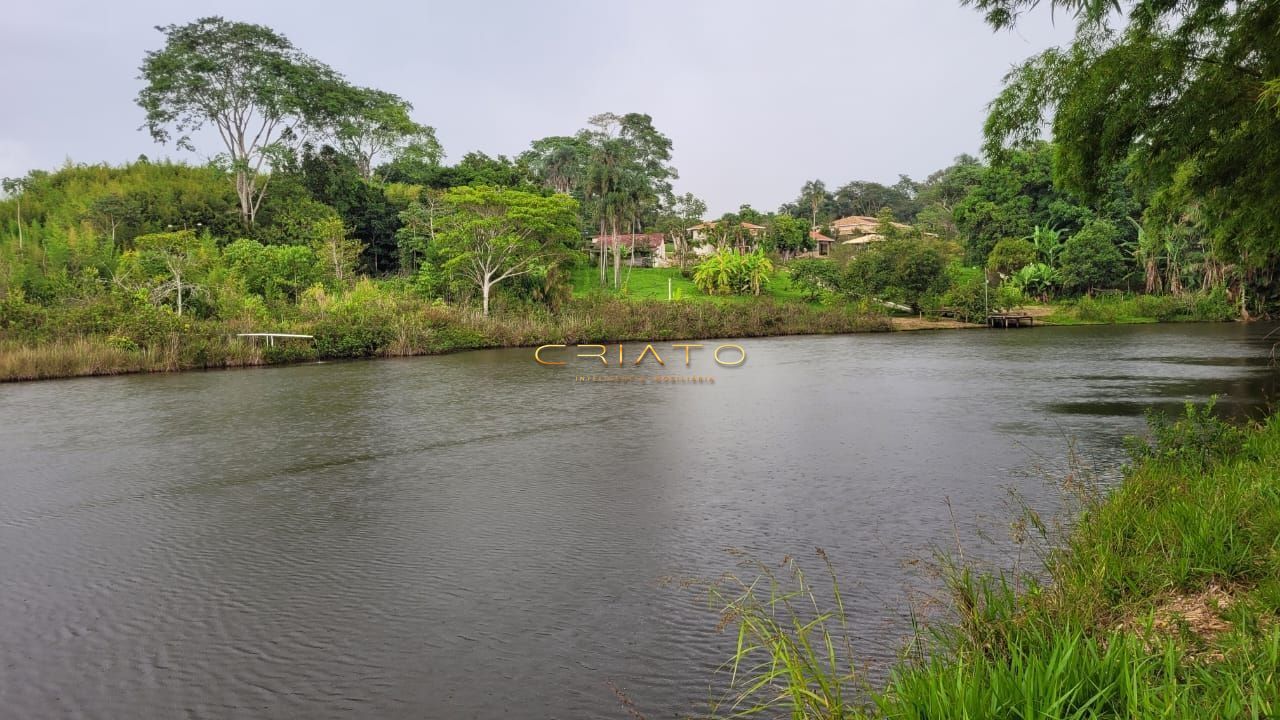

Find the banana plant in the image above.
[
  {"left": 1025, "top": 225, "right": 1064, "bottom": 265},
  {"left": 1009, "top": 262, "right": 1062, "bottom": 301}
]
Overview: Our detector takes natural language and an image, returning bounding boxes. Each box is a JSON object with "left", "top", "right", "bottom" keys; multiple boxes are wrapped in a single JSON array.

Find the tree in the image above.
[
  {"left": 788, "top": 258, "right": 841, "bottom": 301},
  {"left": 799, "top": 179, "right": 828, "bottom": 227},
  {"left": 832, "top": 179, "right": 919, "bottom": 220},
  {"left": 434, "top": 186, "right": 579, "bottom": 316},
  {"left": 766, "top": 214, "right": 812, "bottom": 258},
  {"left": 914, "top": 155, "right": 984, "bottom": 239},
  {"left": 119, "top": 230, "right": 213, "bottom": 315},
  {"left": 396, "top": 191, "right": 445, "bottom": 272},
  {"left": 987, "top": 237, "right": 1037, "bottom": 276},
  {"left": 952, "top": 143, "right": 1090, "bottom": 263},
  {"left": 309, "top": 216, "right": 364, "bottom": 285},
  {"left": 137, "top": 17, "right": 357, "bottom": 228},
  {"left": 841, "top": 239, "right": 950, "bottom": 310},
  {"left": 1059, "top": 219, "right": 1126, "bottom": 294},
  {"left": 581, "top": 112, "right": 678, "bottom": 288},
  {"left": 223, "top": 238, "right": 320, "bottom": 301},
  {"left": 1, "top": 177, "right": 26, "bottom": 251},
  {"left": 297, "top": 145, "right": 399, "bottom": 272},
  {"left": 87, "top": 194, "right": 144, "bottom": 251},
  {"left": 971, "top": 0, "right": 1280, "bottom": 282},
  {"left": 522, "top": 135, "right": 588, "bottom": 195},
  {"left": 334, "top": 87, "right": 441, "bottom": 181},
  {"left": 656, "top": 192, "right": 707, "bottom": 269}
]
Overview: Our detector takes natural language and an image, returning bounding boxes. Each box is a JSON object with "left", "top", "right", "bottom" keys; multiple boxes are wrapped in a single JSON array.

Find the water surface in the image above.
[{"left": 2, "top": 322, "right": 1277, "bottom": 718}]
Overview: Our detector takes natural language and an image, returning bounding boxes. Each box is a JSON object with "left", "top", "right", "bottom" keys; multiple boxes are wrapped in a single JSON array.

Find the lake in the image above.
[{"left": 2, "top": 323, "right": 1277, "bottom": 719}]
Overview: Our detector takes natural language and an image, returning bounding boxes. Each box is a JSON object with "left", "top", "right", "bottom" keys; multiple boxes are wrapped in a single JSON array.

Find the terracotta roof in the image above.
[
  {"left": 830, "top": 215, "right": 880, "bottom": 228},
  {"left": 830, "top": 215, "right": 911, "bottom": 231},
  {"left": 810, "top": 229, "right": 835, "bottom": 242},
  {"left": 590, "top": 232, "right": 666, "bottom": 249},
  {"left": 842, "top": 233, "right": 887, "bottom": 245}
]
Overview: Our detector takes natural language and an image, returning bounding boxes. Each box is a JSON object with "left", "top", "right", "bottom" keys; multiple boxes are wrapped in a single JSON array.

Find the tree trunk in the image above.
[
  {"left": 175, "top": 271, "right": 183, "bottom": 317},
  {"left": 611, "top": 218, "right": 621, "bottom": 289},
  {"left": 482, "top": 275, "right": 491, "bottom": 317},
  {"left": 598, "top": 220, "right": 607, "bottom": 286}
]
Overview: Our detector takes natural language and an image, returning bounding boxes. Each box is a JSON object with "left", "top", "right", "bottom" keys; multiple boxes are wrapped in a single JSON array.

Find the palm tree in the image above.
[
  {"left": 583, "top": 138, "right": 627, "bottom": 287},
  {"left": 800, "top": 179, "right": 827, "bottom": 228}
]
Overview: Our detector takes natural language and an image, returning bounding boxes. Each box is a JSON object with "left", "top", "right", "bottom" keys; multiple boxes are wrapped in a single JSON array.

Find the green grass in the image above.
[
  {"left": 1043, "top": 290, "right": 1238, "bottom": 325},
  {"left": 571, "top": 266, "right": 809, "bottom": 304},
  {"left": 700, "top": 405, "right": 1280, "bottom": 718}
]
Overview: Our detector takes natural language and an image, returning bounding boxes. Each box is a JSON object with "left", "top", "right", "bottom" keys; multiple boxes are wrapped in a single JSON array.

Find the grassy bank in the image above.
[
  {"left": 1040, "top": 290, "right": 1239, "bottom": 325},
  {"left": 705, "top": 404, "right": 1280, "bottom": 718},
  {"left": 0, "top": 283, "right": 890, "bottom": 382},
  {"left": 570, "top": 265, "right": 808, "bottom": 304}
]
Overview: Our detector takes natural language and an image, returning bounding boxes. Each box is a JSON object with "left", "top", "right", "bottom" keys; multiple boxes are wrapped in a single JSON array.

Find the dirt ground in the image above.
[{"left": 891, "top": 316, "right": 981, "bottom": 331}]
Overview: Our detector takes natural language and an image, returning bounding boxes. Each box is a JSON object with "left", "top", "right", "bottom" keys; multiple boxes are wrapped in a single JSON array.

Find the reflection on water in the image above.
[{"left": 0, "top": 322, "right": 1276, "bottom": 719}]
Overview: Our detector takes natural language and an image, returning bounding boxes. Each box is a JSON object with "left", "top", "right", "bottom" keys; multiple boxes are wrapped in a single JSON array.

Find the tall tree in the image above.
[
  {"left": 1, "top": 178, "right": 26, "bottom": 251},
  {"left": 798, "top": 179, "right": 828, "bottom": 227},
  {"left": 656, "top": 192, "right": 707, "bottom": 269},
  {"left": 137, "top": 17, "right": 357, "bottom": 228},
  {"left": 434, "top": 186, "right": 579, "bottom": 316},
  {"left": 334, "top": 87, "right": 441, "bottom": 181},
  {"left": 968, "top": 0, "right": 1280, "bottom": 290},
  {"left": 581, "top": 112, "right": 677, "bottom": 288},
  {"left": 522, "top": 135, "right": 588, "bottom": 195}
]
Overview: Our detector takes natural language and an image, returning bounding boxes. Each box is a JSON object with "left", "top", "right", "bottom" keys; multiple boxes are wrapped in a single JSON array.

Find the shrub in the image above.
[
  {"left": 987, "top": 237, "right": 1037, "bottom": 276},
  {"left": 313, "top": 313, "right": 395, "bottom": 358},
  {"left": 1193, "top": 286, "right": 1236, "bottom": 321},
  {"left": 842, "top": 239, "right": 950, "bottom": 311},
  {"left": 1124, "top": 397, "right": 1248, "bottom": 470},
  {"left": 787, "top": 258, "right": 841, "bottom": 302},
  {"left": 940, "top": 268, "right": 988, "bottom": 322},
  {"left": 1059, "top": 220, "right": 1126, "bottom": 293}
]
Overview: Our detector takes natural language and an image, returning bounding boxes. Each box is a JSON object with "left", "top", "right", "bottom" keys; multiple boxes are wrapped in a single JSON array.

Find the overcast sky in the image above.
[{"left": 2, "top": 0, "right": 1072, "bottom": 214}]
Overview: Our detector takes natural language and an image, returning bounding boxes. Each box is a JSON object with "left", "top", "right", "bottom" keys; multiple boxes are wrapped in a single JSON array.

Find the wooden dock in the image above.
[{"left": 987, "top": 313, "right": 1034, "bottom": 328}]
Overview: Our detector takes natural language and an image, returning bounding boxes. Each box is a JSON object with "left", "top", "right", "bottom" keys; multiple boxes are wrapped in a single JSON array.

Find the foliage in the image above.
[
  {"left": 333, "top": 87, "right": 441, "bottom": 180},
  {"left": 938, "top": 265, "right": 989, "bottom": 321},
  {"left": 698, "top": 408, "right": 1280, "bottom": 718},
  {"left": 703, "top": 551, "right": 858, "bottom": 719},
  {"left": 222, "top": 238, "right": 320, "bottom": 301},
  {"left": 1125, "top": 397, "right": 1249, "bottom": 472},
  {"left": 841, "top": 239, "right": 950, "bottom": 310},
  {"left": 985, "top": 237, "right": 1036, "bottom": 275},
  {"left": 953, "top": 143, "right": 1092, "bottom": 263},
  {"left": 137, "top": 17, "right": 368, "bottom": 227},
  {"left": 433, "top": 186, "right": 580, "bottom": 315},
  {"left": 693, "top": 249, "right": 775, "bottom": 297},
  {"left": 787, "top": 259, "right": 842, "bottom": 302},
  {"left": 974, "top": 0, "right": 1280, "bottom": 280},
  {"left": 1007, "top": 262, "right": 1061, "bottom": 299},
  {"left": 1059, "top": 219, "right": 1126, "bottom": 293},
  {"left": 765, "top": 214, "right": 813, "bottom": 257},
  {"left": 296, "top": 146, "right": 401, "bottom": 269}
]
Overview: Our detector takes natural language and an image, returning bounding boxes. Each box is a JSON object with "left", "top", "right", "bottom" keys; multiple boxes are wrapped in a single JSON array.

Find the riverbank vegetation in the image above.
[
  {"left": 2, "top": 6, "right": 1277, "bottom": 382},
  {"left": 701, "top": 403, "right": 1280, "bottom": 718}
]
